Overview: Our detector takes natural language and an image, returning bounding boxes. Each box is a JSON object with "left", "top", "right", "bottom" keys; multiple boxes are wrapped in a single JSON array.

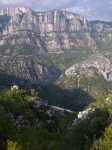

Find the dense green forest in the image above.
[{"left": 0, "top": 87, "right": 112, "bottom": 150}]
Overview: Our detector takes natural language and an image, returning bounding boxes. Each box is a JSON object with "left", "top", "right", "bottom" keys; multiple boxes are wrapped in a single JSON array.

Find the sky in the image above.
[{"left": 0, "top": 0, "right": 112, "bottom": 21}]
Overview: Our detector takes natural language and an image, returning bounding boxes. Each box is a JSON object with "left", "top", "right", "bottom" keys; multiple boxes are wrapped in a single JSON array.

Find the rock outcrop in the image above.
[
  {"left": 65, "top": 53, "right": 112, "bottom": 81},
  {"left": 0, "top": 55, "right": 60, "bottom": 85}
]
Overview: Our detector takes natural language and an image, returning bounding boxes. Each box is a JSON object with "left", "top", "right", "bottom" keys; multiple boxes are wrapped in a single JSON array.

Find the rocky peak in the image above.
[
  {"left": 0, "top": 7, "right": 30, "bottom": 16},
  {"left": 0, "top": 7, "right": 88, "bottom": 35},
  {"left": 0, "top": 7, "right": 34, "bottom": 34}
]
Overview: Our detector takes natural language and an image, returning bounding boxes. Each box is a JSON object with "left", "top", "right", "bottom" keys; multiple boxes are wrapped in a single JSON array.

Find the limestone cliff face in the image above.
[
  {"left": 65, "top": 53, "right": 112, "bottom": 81},
  {"left": 0, "top": 7, "right": 112, "bottom": 53},
  {"left": 0, "top": 7, "right": 87, "bottom": 34},
  {"left": 0, "top": 7, "right": 96, "bottom": 53},
  {"left": 0, "top": 7, "right": 112, "bottom": 84},
  {"left": 89, "top": 21, "right": 112, "bottom": 50},
  {"left": 0, "top": 55, "right": 60, "bottom": 85}
]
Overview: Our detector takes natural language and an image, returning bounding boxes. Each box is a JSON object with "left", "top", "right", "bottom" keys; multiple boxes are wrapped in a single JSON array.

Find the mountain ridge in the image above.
[{"left": 0, "top": 7, "right": 112, "bottom": 85}]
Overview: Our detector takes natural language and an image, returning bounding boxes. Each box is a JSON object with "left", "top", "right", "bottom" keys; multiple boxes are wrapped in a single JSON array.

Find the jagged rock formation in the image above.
[
  {"left": 0, "top": 7, "right": 96, "bottom": 53},
  {"left": 0, "top": 7, "right": 88, "bottom": 34},
  {"left": 0, "top": 7, "right": 112, "bottom": 84},
  {"left": 0, "top": 55, "right": 60, "bottom": 85},
  {"left": 65, "top": 53, "right": 112, "bottom": 81},
  {"left": 0, "top": 7, "right": 112, "bottom": 53}
]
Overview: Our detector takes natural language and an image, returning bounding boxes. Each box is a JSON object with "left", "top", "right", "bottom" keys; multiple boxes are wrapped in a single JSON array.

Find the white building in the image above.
[{"left": 11, "top": 85, "right": 19, "bottom": 91}]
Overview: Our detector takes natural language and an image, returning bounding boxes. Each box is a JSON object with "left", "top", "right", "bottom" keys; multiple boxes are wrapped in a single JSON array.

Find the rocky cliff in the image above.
[
  {"left": 0, "top": 7, "right": 96, "bottom": 53},
  {"left": 1, "top": 7, "right": 112, "bottom": 53},
  {"left": 1, "top": 7, "right": 112, "bottom": 52},
  {"left": 0, "top": 7, "right": 112, "bottom": 85},
  {"left": 0, "top": 7, "right": 88, "bottom": 34},
  {"left": 65, "top": 53, "right": 112, "bottom": 81}
]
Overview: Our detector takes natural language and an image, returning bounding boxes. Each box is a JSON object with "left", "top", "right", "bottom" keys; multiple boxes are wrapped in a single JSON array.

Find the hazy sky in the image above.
[{"left": 0, "top": 0, "right": 112, "bottom": 21}]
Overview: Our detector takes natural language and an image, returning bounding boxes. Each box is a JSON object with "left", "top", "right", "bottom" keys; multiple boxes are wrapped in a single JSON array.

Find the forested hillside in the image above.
[{"left": 0, "top": 87, "right": 111, "bottom": 150}]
